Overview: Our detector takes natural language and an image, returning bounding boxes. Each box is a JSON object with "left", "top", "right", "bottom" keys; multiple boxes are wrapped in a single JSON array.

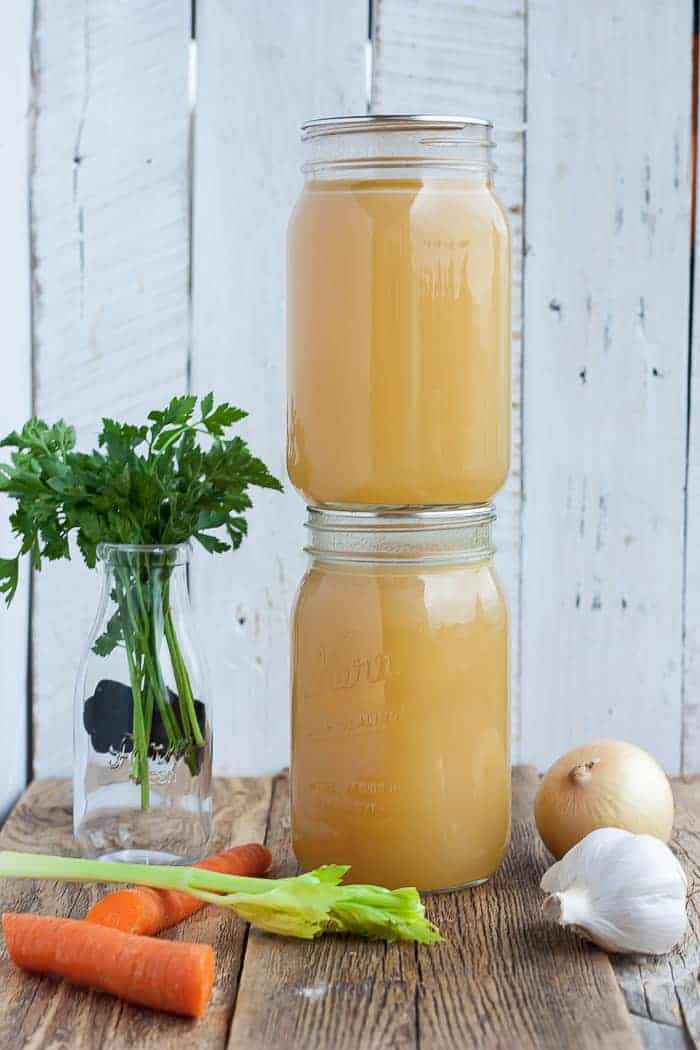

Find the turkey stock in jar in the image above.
[
  {"left": 287, "top": 115, "right": 511, "bottom": 507},
  {"left": 291, "top": 505, "right": 510, "bottom": 892}
]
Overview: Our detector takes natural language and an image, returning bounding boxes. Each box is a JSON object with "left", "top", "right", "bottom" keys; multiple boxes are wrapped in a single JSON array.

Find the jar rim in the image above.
[
  {"left": 304, "top": 504, "right": 496, "bottom": 564},
  {"left": 300, "top": 116, "right": 496, "bottom": 178},
  {"left": 306, "top": 504, "right": 495, "bottom": 530},
  {"left": 301, "top": 114, "right": 494, "bottom": 139}
]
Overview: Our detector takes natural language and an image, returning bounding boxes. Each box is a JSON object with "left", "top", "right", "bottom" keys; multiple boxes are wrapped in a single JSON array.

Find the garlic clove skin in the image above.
[{"left": 541, "top": 827, "right": 688, "bottom": 955}]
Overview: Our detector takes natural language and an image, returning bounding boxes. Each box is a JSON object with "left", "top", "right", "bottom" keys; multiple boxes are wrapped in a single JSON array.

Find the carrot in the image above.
[
  {"left": 2, "top": 913, "right": 214, "bottom": 1018},
  {"left": 85, "top": 842, "right": 272, "bottom": 935}
]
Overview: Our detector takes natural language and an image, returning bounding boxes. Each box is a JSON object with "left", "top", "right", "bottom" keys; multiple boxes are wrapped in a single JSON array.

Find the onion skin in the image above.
[{"left": 534, "top": 741, "right": 674, "bottom": 859}]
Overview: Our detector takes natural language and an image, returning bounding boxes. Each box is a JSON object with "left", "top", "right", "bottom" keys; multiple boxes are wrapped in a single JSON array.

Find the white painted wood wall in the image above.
[{"left": 1, "top": 0, "right": 698, "bottom": 815}]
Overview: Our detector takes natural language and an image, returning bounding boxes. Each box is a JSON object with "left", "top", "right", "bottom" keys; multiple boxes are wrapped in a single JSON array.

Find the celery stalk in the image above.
[{"left": 0, "top": 851, "right": 441, "bottom": 944}]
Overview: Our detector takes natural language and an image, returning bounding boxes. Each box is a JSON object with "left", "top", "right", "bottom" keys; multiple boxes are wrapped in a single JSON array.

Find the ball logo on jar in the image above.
[{"left": 303, "top": 638, "right": 395, "bottom": 699}]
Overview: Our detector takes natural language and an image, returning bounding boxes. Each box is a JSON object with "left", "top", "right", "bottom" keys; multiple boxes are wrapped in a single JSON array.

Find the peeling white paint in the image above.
[
  {"left": 371, "top": 0, "right": 527, "bottom": 758},
  {"left": 31, "top": 0, "right": 191, "bottom": 776},
  {"left": 293, "top": 984, "right": 329, "bottom": 1001},
  {"left": 15, "top": 0, "right": 700, "bottom": 782},
  {"left": 0, "top": 4, "right": 32, "bottom": 815},
  {"left": 521, "top": 0, "right": 692, "bottom": 773}
]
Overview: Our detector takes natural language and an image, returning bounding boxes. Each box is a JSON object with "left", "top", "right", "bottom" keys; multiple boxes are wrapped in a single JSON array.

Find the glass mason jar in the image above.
[
  {"left": 287, "top": 115, "right": 511, "bottom": 507},
  {"left": 74, "top": 543, "right": 212, "bottom": 862},
  {"left": 291, "top": 506, "right": 510, "bottom": 892}
]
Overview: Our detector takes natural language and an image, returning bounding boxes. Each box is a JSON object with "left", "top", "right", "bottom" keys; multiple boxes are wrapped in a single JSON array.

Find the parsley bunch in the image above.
[
  {"left": 0, "top": 395, "right": 282, "bottom": 808},
  {"left": 0, "top": 393, "right": 282, "bottom": 600}
]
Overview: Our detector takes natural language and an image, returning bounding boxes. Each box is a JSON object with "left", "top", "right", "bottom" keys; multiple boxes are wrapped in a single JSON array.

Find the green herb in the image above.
[
  {"left": 0, "top": 396, "right": 282, "bottom": 806},
  {"left": 0, "top": 852, "right": 442, "bottom": 944}
]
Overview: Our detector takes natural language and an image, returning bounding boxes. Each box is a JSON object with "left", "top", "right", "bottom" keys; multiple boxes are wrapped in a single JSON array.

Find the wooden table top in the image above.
[{"left": 0, "top": 769, "right": 698, "bottom": 1050}]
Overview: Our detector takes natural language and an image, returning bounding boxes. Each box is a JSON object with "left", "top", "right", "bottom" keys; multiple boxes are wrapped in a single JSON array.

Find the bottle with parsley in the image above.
[
  {"left": 75, "top": 540, "right": 212, "bottom": 862},
  {"left": 0, "top": 395, "right": 282, "bottom": 862}
]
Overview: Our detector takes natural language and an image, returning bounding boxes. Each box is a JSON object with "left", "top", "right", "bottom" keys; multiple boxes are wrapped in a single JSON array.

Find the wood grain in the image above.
[
  {"left": 613, "top": 776, "right": 700, "bottom": 1050},
  {"left": 0, "top": 3, "right": 32, "bottom": 817},
  {"left": 371, "top": 0, "right": 526, "bottom": 758},
  {"left": 228, "top": 772, "right": 420, "bottom": 1050},
  {"left": 415, "top": 766, "right": 640, "bottom": 1050},
  {"left": 29, "top": 0, "right": 192, "bottom": 777},
  {"left": 228, "top": 768, "right": 640, "bottom": 1050},
  {"left": 520, "top": 0, "right": 693, "bottom": 773},
  {"left": 190, "top": 0, "right": 367, "bottom": 777},
  {"left": 4, "top": 771, "right": 698, "bottom": 1047},
  {"left": 2, "top": 783, "right": 698, "bottom": 1047},
  {"left": 0, "top": 777, "right": 272, "bottom": 1050}
]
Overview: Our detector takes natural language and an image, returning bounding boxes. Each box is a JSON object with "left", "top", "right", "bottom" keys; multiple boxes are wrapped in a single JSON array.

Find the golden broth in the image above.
[
  {"left": 287, "top": 177, "right": 511, "bottom": 506},
  {"left": 291, "top": 558, "right": 510, "bottom": 890}
]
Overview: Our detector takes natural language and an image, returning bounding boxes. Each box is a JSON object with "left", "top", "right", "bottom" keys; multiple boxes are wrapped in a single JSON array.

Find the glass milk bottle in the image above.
[{"left": 73, "top": 543, "right": 212, "bottom": 862}]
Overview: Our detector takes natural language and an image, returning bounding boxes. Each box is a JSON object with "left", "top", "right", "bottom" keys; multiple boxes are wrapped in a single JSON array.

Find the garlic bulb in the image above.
[{"left": 541, "top": 827, "right": 688, "bottom": 955}]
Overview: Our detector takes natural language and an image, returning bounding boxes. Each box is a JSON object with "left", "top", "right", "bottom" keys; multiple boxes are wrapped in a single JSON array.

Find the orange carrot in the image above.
[
  {"left": 2, "top": 913, "right": 215, "bottom": 1018},
  {"left": 85, "top": 842, "right": 272, "bottom": 935}
]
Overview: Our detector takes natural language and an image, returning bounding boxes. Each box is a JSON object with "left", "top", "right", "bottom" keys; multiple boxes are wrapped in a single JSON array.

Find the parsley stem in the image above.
[
  {"left": 116, "top": 557, "right": 204, "bottom": 799},
  {"left": 115, "top": 573, "right": 150, "bottom": 811},
  {"left": 163, "top": 577, "right": 205, "bottom": 749},
  {"left": 148, "top": 580, "right": 182, "bottom": 747},
  {"left": 133, "top": 561, "right": 181, "bottom": 746},
  {"left": 130, "top": 557, "right": 154, "bottom": 750}
]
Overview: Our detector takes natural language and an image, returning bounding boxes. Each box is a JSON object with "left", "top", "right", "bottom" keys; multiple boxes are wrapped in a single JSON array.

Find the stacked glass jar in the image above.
[{"left": 287, "top": 116, "right": 511, "bottom": 891}]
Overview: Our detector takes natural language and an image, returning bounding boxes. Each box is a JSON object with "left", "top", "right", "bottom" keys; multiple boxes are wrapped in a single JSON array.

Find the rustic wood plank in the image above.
[
  {"left": 30, "top": 0, "right": 192, "bottom": 777},
  {"left": 613, "top": 776, "right": 700, "bottom": 1050},
  {"left": 8, "top": 770, "right": 699, "bottom": 1048},
  {"left": 416, "top": 766, "right": 640, "bottom": 1050},
  {"left": 634, "top": 1018, "right": 693, "bottom": 1050},
  {"left": 190, "top": 0, "right": 367, "bottom": 778},
  {"left": 0, "top": 776, "right": 272, "bottom": 1049},
  {"left": 371, "top": 0, "right": 526, "bottom": 760},
  {"left": 520, "top": 0, "right": 693, "bottom": 773},
  {"left": 229, "top": 767, "right": 641, "bottom": 1050},
  {"left": 0, "top": 3, "right": 32, "bottom": 818},
  {"left": 227, "top": 771, "right": 419, "bottom": 1050}
]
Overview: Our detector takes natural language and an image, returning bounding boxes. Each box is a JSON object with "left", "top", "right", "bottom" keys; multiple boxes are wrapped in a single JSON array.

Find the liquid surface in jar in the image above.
[
  {"left": 287, "top": 177, "right": 511, "bottom": 506},
  {"left": 291, "top": 559, "right": 510, "bottom": 890}
]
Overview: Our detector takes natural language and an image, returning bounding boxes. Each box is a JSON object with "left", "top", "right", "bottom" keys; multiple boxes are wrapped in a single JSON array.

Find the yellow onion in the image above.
[{"left": 534, "top": 740, "right": 674, "bottom": 859}]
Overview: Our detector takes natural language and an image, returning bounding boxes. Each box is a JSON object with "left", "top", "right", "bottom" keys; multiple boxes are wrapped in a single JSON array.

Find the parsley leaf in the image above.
[{"left": 0, "top": 395, "right": 282, "bottom": 605}]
